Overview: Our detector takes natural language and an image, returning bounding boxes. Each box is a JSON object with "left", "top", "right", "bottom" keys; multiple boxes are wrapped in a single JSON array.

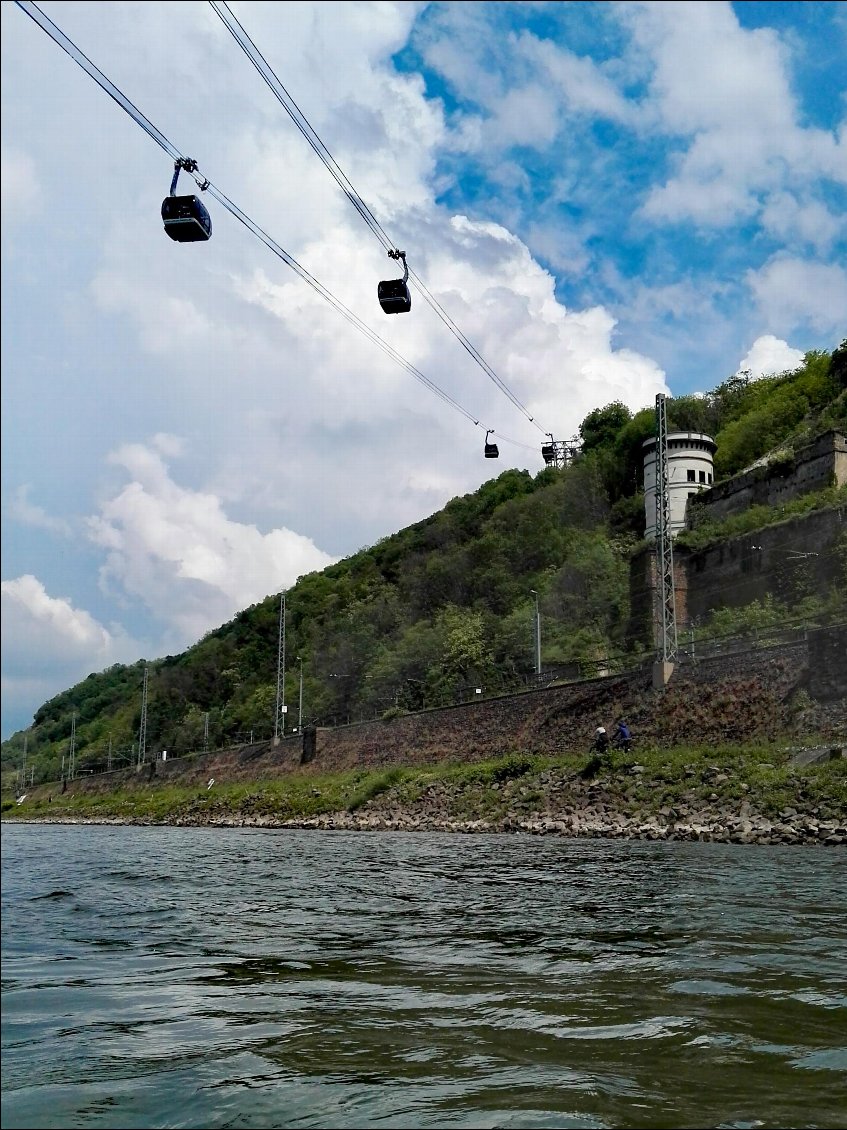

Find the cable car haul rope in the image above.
[{"left": 15, "top": 0, "right": 564, "bottom": 464}]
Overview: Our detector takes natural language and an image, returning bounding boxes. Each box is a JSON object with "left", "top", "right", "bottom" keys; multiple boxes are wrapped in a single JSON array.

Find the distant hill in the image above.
[{"left": 3, "top": 341, "right": 845, "bottom": 788}]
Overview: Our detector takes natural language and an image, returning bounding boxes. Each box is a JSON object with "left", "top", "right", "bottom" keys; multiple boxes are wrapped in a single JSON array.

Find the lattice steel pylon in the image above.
[
  {"left": 655, "top": 394, "right": 678, "bottom": 662},
  {"left": 137, "top": 666, "right": 149, "bottom": 767},
  {"left": 541, "top": 436, "right": 582, "bottom": 469},
  {"left": 274, "top": 591, "right": 286, "bottom": 742}
]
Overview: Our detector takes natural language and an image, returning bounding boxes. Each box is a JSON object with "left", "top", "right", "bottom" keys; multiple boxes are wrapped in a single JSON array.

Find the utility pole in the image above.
[
  {"left": 107, "top": 733, "right": 112, "bottom": 772},
  {"left": 297, "top": 656, "right": 304, "bottom": 734},
  {"left": 68, "top": 713, "right": 77, "bottom": 781},
  {"left": 274, "top": 591, "right": 287, "bottom": 743},
  {"left": 530, "top": 590, "right": 541, "bottom": 675},
  {"left": 138, "top": 667, "right": 149, "bottom": 767},
  {"left": 281, "top": 592, "right": 286, "bottom": 735},
  {"left": 654, "top": 394, "right": 678, "bottom": 681},
  {"left": 203, "top": 712, "right": 210, "bottom": 754}
]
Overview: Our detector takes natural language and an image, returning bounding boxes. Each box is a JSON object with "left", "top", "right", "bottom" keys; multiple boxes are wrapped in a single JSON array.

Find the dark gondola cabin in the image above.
[
  {"left": 541, "top": 443, "right": 556, "bottom": 464},
  {"left": 379, "top": 248, "right": 411, "bottom": 313},
  {"left": 378, "top": 277, "right": 411, "bottom": 314},
  {"left": 484, "top": 430, "right": 499, "bottom": 458},
  {"left": 162, "top": 195, "right": 212, "bottom": 242}
]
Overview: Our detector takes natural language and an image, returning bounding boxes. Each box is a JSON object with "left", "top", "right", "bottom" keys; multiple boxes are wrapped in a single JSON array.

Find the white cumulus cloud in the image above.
[
  {"left": 86, "top": 441, "right": 338, "bottom": 649},
  {"left": 627, "top": 1, "right": 846, "bottom": 232},
  {"left": 746, "top": 258, "right": 847, "bottom": 335},
  {"left": 1, "top": 574, "right": 140, "bottom": 732},
  {"left": 736, "top": 335, "right": 805, "bottom": 379},
  {"left": 7, "top": 485, "right": 73, "bottom": 536},
  {"left": 0, "top": 146, "right": 43, "bottom": 221}
]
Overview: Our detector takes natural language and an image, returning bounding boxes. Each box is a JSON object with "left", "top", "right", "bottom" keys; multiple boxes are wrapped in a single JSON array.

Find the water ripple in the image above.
[{"left": 2, "top": 825, "right": 846, "bottom": 1130}]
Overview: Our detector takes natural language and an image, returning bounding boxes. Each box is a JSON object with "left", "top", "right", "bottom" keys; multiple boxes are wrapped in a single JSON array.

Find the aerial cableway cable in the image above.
[
  {"left": 15, "top": 1, "right": 181, "bottom": 163},
  {"left": 203, "top": 182, "right": 479, "bottom": 425},
  {"left": 208, "top": 0, "right": 548, "bottom": 437},
  {"left": 209, "top": 0, "right": 395, "bottom": 257},
  {"left": 14, "top": 0, "right": 539, "bottom": 455}
]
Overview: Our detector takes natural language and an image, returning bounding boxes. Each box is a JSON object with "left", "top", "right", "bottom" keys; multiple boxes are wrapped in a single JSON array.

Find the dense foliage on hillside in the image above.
[{"left": 3, "top": 342, "right": 845, "bottom": 787}]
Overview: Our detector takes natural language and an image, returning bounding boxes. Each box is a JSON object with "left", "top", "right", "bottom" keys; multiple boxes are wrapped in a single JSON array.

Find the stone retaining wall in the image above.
[
  {"left": 627, "top": 507, "right": 845, "bottom": 648},
  {"left": 31, "top": 626, "right": 844, "bottom": 800},
  {"left": 697, "top": 430, "right": 846, "bottom": 521}
]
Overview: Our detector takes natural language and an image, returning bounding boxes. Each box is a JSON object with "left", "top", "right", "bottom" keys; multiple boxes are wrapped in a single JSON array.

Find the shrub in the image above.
[
  {"left": 381, "top": 706, "right": 408, "bottom": 721},
  {"left": 491, "top": 754, "right": 535, "bottom": 783},
  {"left": 347, "top": 768, "right": 405, "bottom": 811}
]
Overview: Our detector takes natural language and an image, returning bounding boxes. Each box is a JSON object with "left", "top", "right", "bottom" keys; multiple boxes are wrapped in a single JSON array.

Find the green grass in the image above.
[{"left": 602, "top": 741, "right": 847, "bottom": 818}]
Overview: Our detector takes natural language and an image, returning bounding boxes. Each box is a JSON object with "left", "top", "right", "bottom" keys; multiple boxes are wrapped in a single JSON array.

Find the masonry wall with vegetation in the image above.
[
  {"left": 307, "top": 626, "right": 844, "bottom": 772},
  {"left": 627, "top": 506, "right": 845, "bottom": 649},
  {"left": 697, "top": 430, "right": 846, "bottom": 522},
  {"left": 683, "top": 506, "right": 845, "bottom": 619}
]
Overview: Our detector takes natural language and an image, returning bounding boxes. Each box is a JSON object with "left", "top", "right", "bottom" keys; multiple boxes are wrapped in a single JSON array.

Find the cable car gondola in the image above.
[
  {"left": 542, "top": 434, "right": 557, "bottom": 465},
  {"left": 378, "top": 249, "right": 411, "bottom": 314},
  {"left": 484, "top": 429, "right": 499, "bottom": 458},
  {"left": 162, "top": 157, "right": 212, "bottom": 242}
]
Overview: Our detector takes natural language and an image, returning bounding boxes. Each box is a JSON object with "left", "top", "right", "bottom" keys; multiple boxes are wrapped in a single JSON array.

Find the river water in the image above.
[{"left": 1, "top": 824, "right": 845, "bottom": 1130}]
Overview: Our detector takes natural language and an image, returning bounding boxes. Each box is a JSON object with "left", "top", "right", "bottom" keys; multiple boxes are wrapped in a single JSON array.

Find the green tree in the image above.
[
  {"left": 830, "top": 339, "right": 847, "bottom": 389},
  {"left": 578, "top": 401, "right": 632, "bottom": 454},
  {"left": 546, "top": 532, "right": 630, "bottom": 652},
  {"left": 666, "top": 394, "right": 715, "bottom": 434}
]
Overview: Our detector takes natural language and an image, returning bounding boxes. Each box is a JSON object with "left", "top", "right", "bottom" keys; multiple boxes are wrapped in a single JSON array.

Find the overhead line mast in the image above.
[
  {"left": 137, "top": 667, "right": 149, "bottom": 767},
  {"left": 654, "top": 394, "right": 678, "bottom": 672},
  {"left": 274, "top": 592, "right": 286, "bottom": 744}
]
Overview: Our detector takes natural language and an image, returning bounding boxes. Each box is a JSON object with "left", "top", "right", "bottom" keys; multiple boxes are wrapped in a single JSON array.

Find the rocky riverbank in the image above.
[
  {"left": 174, "top": 768, "right": 847, "bottom": 844},
  {"left": 11, "top": 749, "right": 845, "bottom": 845},
  {"left": 262, "top": 807, "right": 846, "bottom": 844}
]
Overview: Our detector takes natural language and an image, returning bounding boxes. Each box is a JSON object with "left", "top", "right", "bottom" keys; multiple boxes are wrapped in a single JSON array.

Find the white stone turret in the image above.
[{"left": 643, "top": 431, "right": 716, "bottom": 540}]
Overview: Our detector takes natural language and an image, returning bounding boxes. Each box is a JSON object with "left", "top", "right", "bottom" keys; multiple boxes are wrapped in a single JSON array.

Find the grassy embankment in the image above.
[{"left": 3, "top": 741, "right": 845, "bottom": 828}]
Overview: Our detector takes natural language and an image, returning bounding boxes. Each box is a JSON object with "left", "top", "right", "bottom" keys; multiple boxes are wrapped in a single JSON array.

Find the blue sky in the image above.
[{"left": 2, "top": 0, "right": 845, "bottom": 739}]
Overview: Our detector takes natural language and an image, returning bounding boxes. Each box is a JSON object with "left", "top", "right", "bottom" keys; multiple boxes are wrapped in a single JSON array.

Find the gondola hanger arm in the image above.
[{"left": 388, "top": 248, "right": 409, "bottom": 282}]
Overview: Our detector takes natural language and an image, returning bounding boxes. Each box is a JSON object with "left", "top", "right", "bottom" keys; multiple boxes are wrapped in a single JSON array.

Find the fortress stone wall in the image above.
[
  {"left": 628, "top": 494, "right": 845, "bottom": 647},
  {"left": 692, "top": 430, "right": 845, "bottom": 523}
]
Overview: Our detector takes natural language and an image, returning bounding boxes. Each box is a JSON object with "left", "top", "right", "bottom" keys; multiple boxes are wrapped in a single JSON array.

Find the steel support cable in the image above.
[
  {"left": 16, "top": 1, "right": 178, "bottom": 161},
  {"left": 209, "top": 0, "right": 395, "bottom": 255},
  {"left": 407, "top": 265, "right": 545, "bottom": 428},
  {"left": 202, "top": 183, "right": 478, "bottom": 422},
  {"left": 15, "top": 0, "right": 540, "bottom": 448},
  {"left": 208, "top": 0, "right": 547, "bottom": 436}
]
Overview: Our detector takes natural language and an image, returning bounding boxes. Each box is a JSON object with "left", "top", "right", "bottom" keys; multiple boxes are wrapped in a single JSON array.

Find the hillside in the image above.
[{"left": 3, "top": 342, "right": 846, "bottom": 791}]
